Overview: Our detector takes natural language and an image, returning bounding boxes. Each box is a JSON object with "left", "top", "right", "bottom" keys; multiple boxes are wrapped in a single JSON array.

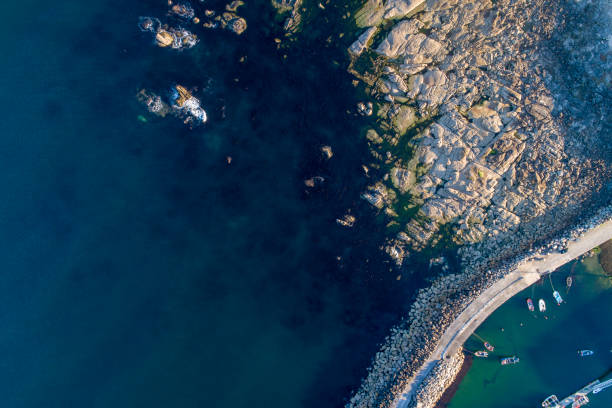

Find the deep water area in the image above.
[{"left": 0, "top": 0, "right": 435, "bottom": 407}]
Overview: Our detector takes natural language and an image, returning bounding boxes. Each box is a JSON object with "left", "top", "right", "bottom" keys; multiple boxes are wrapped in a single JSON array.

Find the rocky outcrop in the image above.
[
  {"left": 345, "top": 0, "right": 612, "bottom": 404},
  {"left": 348, "top": 0, "right": 611, "bottom": 266},
  {"left": 349, "top": 27, "right": 379, "bottom": 57},
  {"left": 355, "top": 0, "right": 426, "bottom": 28},
  {"left": 272, "top": 0, "right": 303, "bottom": 34},
  {"left": 347, "top": 206, "right": 612, "bottom": 408}
]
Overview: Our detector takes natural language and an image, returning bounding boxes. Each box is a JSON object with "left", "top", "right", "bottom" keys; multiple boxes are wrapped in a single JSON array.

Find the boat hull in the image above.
[{"left": 539, "top": 299, "right": 546, "bottom": 312}]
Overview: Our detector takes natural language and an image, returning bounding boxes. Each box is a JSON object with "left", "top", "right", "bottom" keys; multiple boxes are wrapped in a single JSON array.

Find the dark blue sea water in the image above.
[{"left": 0, "top": 1, "right": 432, "bottom": 407}]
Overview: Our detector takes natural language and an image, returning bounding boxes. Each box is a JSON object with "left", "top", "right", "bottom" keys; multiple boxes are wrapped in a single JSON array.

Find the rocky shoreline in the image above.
[
  {"left": 342, "top": 0, "right": 611, "bottom": 406},
  {"left": 348, "top": 205, "right": 612, "bottom": 408},
  {"left": 408, "top": 351, "right": 464, "bottom": 408},
  {"left": 347, "top": 0, "right": 611, "bottom": 267},
  {"left": 435, "top": 353, "right": 472, "bottom": 408}
]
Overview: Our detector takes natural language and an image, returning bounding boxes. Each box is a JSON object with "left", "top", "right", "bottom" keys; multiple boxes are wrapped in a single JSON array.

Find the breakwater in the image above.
[{"left": 347, "top": 205, "right": 612, "bottom": 408}]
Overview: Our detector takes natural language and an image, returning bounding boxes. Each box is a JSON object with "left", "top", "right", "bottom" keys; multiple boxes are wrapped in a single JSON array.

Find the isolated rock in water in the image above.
[
  {"left": 169, "top": 2, "right": 195, "bottom": 20},
  {"left": 349, "top": 26, "right": 379, "bottom": 56},
  {"left": 228, "top": 17, "right": 247, "bottom": 35},
  {"left": 304, "top": 176, "right": 325, "bottom": 188},
  {"left": 321, "top": 145, "right": 333, "bottom": 159},
  {"left": 357, "top": 101, "right": 374, "bottom": 116},
  {"left": 336, "top": 214, "right": 356, "bottom": 227}
]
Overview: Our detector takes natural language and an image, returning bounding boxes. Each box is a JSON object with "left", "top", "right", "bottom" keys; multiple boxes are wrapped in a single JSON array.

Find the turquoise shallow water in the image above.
[{"left": 448, "top": 256, "right": 612, "bottom": 408}]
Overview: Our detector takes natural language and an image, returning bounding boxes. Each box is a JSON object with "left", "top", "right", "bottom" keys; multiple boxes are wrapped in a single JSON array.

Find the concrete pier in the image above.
[{"left": 394, "top": 219, "right": 612, "bottom": 408}]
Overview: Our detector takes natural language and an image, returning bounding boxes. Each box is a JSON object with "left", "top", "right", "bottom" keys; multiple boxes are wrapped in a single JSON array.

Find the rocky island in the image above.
[{"left": 341, "top": 0, "right": 612, "bottom": 406}]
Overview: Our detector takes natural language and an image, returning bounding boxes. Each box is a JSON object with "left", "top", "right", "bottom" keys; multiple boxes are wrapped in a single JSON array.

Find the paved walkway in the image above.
[{"left": 394, "top": 219, "right": 612, "bottom": 408}]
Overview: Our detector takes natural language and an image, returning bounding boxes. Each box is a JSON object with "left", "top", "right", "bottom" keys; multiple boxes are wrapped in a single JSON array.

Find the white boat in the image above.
[
  {"left": 553, "top": 290, "right": 563, "bottom": 305},
  {"left": 500, "top": 356, "right": 519, "bottom": 365},
  {"left": 539, "top": 299, "right": 546, "bottom": 312}
]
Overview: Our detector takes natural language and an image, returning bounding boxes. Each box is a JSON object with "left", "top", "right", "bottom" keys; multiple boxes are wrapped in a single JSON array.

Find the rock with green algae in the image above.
[
  {"left": 390, "top": 166, "right": 416, "bottom": 193},
  {"left": 354, "top": 0, "right": 426, "bottom": 28},
  {"left": 391, "top": 105, "right": 416, "bottom": 134},
  {"left": 348, "top": 26, "right": 379, "bottom": 56},
  {"left": 271, "top": 0, "right": 302, "bottom": 33},
  {"left": 354, "top": 0, "right": 384, "bottom": 28},
  {"left": 366, "top": 128, "right": 384, "bottom": 144}
]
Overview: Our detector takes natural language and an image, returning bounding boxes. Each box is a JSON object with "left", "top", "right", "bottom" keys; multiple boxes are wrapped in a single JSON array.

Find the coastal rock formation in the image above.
[
  {"left": 345, "top": 0, "right": 612, "bottom": 405},
  {"left": 348, "top": 0, "right": 611, "bottom": 266},
  {"left": 272, "top": 0, "right": 303, "bottom": 34},
  {"left": 347, "top": 207, "right": 612, "bottom": 408},
  {"left": 407, "top": 351, "right": 464, "bottom": 408}
]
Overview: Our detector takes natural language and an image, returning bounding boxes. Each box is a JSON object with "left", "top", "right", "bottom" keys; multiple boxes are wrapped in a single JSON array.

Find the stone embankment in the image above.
[
  {"left": 345, "top": 0, "right": 611, "bottom": 405},
  {"left": 408, "top": 351, "right": 464, "bottom": 408},
  {"left": 347, "top": 206, "right": 612, "bottom": 408}
]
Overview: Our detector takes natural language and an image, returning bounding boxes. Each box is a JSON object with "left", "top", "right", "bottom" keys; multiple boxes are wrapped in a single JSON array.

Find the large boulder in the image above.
[
  {"left": 383, "top": 0, "right": 426, "bottom": 20},
  {"left": 348, "top": 27, "right": 379, "bottom": 56}
]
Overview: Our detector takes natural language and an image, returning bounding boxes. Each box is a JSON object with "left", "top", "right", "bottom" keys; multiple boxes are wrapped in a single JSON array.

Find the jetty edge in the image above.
[
  {"left": 393, "top": 213, "right": 612, "bottom": 408},
  {"left": 347, "top": 206, "right": 612, "bottom": 408}
]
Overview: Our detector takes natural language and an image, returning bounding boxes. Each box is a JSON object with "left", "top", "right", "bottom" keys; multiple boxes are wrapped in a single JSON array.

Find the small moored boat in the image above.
[
  {"left": 553, "top": 290, "right": 563, "bottom": 305},
  {"left": 484, "top": 342, "right": 494, "bottom": 352},
  {"left": 539, "top": 299, "right": 546, "bottom": 312},
  {"left": 577, "top": 350, "right": 594, "bottom": 357},
  {"left": 542, "top": 395, "right": 560, "bottom": 407},
  {"left": 566, "top": 276, "right": 573, "bottom": 289},
  {"left": 474, "top": 350, "right": 488, "bottom": 358},
  {"left": 527, "top": 298, "right": 535, "bottom": 312},
  {"left": 500, "top": 356, "right": 519, "bottom": 365}
]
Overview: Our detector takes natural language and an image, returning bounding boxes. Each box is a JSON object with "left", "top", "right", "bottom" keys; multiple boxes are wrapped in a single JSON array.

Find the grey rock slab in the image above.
[{"left": 348, "top": 26, "right": 379, "bottom": 56}]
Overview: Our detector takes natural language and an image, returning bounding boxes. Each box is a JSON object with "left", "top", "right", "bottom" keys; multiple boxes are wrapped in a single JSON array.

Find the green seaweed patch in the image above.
[
  {"left": 390, "top": 113, "right": 440, "bottom": 161},
  {"left": 349, "top": 50, "right": 387, "bottom": 84},
  {"left": 420, "top": 222, "right": 461, "bottom": 258}
]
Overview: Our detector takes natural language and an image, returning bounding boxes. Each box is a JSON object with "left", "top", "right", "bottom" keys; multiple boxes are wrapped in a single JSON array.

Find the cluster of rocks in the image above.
[
  {"left": 347, "top": 269, "right": 486, "bottom": 407},
  {"left": 272, "top": 0, "right": 303, "bottom": 34},
  {"left": 139, "top": 16, "right": 199, "bottom": 50},
  {"left": 342, "top": 0, "right": 610, "bottom": 405},
  {"left": 346, "top": 0, "right": 611, "bottom": 266},
  {"left": 347, "top": 205, "right": 612, "bottom": 408},
  {"left": 199, "top": 0, "right": 248, "bottom": 35},
  {"left": 408, "top": 351, "right": 464, "bottom": 408},
  {"left": 460, "top": 203, "right": 612, "bottom": 274}
]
